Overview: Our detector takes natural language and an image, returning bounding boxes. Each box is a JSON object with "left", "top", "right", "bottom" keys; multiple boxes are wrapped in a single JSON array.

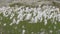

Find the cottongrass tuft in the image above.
[{"left": 0, "top": 5, "right": 60, "bottom": 25}]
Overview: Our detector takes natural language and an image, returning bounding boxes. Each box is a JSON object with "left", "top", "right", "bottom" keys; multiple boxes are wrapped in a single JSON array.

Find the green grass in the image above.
[
  {"left": 9, "top": 2, "right": 36, "bottom": 8},
  {"left": 0, "top": 13, "right": 60, "bottom": 34}
]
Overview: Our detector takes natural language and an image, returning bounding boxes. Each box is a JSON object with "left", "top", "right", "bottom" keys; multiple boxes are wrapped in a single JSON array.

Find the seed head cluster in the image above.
[{"left": 0, "top": 5, "right": 60, "bottom": 25}]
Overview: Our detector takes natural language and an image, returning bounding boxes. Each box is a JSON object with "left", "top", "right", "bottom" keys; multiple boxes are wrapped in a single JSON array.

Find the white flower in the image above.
[
  {"left": 3, "top": 23, "right": 6, "bottom": 26},
  {"left": 25, "top": 13, "right": 32, "bottom": 20},
  {"left": 16, "top": 19, "right": 20, "bottom": 24},
  {"left": 12, "top": 18, "right": 16, "bottom": 23},
  {"left": 10, "top": 13, "right": 14, "bottom": 19},
  {"left": 22, "top": 29, "right": 25, "bottom": 34},
  {"left": 0, "top": 5, "right": 60, "bottom": 24}
]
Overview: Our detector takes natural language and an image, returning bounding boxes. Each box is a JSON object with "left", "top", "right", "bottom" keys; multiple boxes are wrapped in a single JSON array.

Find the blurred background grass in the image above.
[{"left": 0, "top": 0, "right": 60, "bottom": 34}]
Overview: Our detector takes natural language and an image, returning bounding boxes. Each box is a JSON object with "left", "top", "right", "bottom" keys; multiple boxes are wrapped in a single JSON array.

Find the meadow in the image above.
[{"left": 0, "top": 3, "right": 60, "bottom": 34}]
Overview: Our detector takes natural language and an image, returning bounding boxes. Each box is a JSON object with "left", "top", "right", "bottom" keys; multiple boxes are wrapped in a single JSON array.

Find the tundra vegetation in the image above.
[{"left": 0, "top": 2, "right": 60, "bottom": 34}]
